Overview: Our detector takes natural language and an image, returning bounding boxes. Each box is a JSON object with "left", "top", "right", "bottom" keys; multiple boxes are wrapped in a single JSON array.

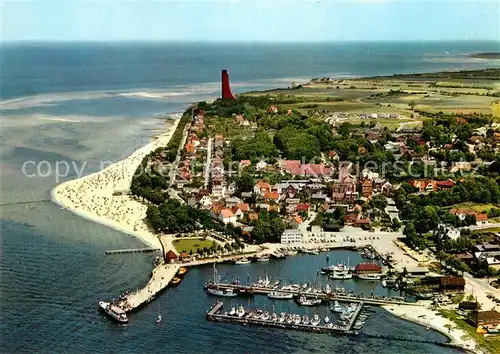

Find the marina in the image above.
[
  {"left": 206, "top": 301, "right": 365, "bottom": 333},
  {"left": 203, "top": 281, "right": 417, "bottom": 307}
]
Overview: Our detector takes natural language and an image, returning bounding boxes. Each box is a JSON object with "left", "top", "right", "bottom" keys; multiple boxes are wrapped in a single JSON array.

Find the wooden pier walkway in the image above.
[
  {"left": 105, "top": 248, "right": 160, "bottom": 255},
  {"left": 205, "top": 283, "right": 419, "bottom": 306}
]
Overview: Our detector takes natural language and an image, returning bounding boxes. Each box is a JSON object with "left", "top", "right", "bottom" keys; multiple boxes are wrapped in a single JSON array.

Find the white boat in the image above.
[
  {"left": 155, "top": 314, "right": 162, "bottom": 324},
  {"left": 237, "top": 306, "right": 245, "bottom": 318},
  {"left": 235, "top": 258, "right": 251, "bottom": 265},
  {"left": 229, "top": 307, "right": 236, "bottom": 316},
  {"left": 296, "top": 296, "right": 322, "bottom": 306},
  {"left": 330, "top": 300, "right": 343, "bottom": 313},
  {"left": 281, "top": 285, "right": 293, "bottom": 291},
  {"left": 329, "top": 270, "right": 353, "bottom": 280},
  {"left": 99, "top": 301, "right": 128, "bottom": 323},
  {"left": 381, "top": 279, "right": 387, "bottom": 287},
  {"left": 302, "top": 315, "right": 310, "bottom": 325},
  {"left": 267, "top": 291, "right": 294, "bottom": 300},
  {"left": 310, "top": 314, "right": 321, "bottom": 326},
  {"left": 357, "top": 273, "right": 381, "bottom": 280},
  {"left": 325, "top": 284, "right": 332, "bottom": 294},
  {"left": 324, "top": 316, "right": 330, "bottom": 323},
  {"left": 206, "top": 288, "right": 237, "bottom": 297},
  {"left": 261, "top": 311, "right": 270, "bottom": 321},
  {"left": 257, "top": 256, "right": 270, "bottom": 262},
  {"left": 326, "top": 322, "right": 334, "bottom": 328},
  {"left": 293, "top": 315, "right": 302, "bottom": 325}
]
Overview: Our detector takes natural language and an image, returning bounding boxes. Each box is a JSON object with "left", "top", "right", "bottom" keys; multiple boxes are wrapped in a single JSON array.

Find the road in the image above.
[{"left": 204, "top": 137, "right": 212, "bottom": 188}]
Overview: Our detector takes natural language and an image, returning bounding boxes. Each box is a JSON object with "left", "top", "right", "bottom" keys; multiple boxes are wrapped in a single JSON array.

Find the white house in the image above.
[
  {"left": 281, "top": 229, "right": 303, "bottom": 244},
  {"left": 211, "top": 185, "right": 226, "bottom": 198},
  {"left": 199, "top": 195, "right": 213, "bottom": 208},
  {"left": 256, "top": 161, "right": 268, "bottom": 171},
  {"left": 384, "top": 142, "right": 401, "bottom": 153},
  {"left": 219, "top": 209, "right": 237, "bottom": 225}
]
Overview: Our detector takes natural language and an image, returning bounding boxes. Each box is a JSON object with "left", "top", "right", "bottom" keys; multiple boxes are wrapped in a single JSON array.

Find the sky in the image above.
[{"left": 2, "top": 0, "right": 499, "bottom": 42}]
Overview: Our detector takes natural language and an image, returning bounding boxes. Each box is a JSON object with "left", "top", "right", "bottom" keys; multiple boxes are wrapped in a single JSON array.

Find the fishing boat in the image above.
[
  {"left": 98, "top": 301, "right": 128, "bottom": 323},
  {"left": 206, "top": 287, "right": 237, "bottom": 297},
  {"left": 329, "top": 270, "right": 353, "bottom": 280},
  {"left": 267, "top": 291, "right": 294, "bottom": 300},
  {"left": 357, "top": 273, "right": 381, "bottom": 280},
  {"left": 296, "top": 296, "right": 322, "bottom": 306},
  {"left": 310, "top": 314, "right": 321, "bottom": 326},
  {"left": 171, "top": 277, "right": 182, "bottom": 285},
  {"left": 330, "top": 300, "right": 343, "bottom": 313},
  {"left": 177, "top": 267, "right": 188, "bottom": 276},
  {"left": 235, "top": 258, "right": 251, "bottom": 265}
]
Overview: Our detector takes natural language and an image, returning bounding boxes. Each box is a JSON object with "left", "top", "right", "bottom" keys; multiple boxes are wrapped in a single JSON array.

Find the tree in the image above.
[
  {"left": 391, "top": 218, "right": 402, "bottom": 231},
  {"left": 235, "top": 173, "right": 255, "bottom": 193}
]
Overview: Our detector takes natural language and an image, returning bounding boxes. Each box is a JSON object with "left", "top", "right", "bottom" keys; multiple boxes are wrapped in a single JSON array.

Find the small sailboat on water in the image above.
[{"left": 155, "top": 301, "right": 162, "bottom": 324}]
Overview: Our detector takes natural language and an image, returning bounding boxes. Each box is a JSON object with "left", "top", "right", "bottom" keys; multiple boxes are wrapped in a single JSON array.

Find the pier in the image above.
[
  {"left": 347, "top": 302, "right": 364, "bottom": 329},
  {"left": 115, "top": 263, "right": 180, "bottom": 312},
  {"left": 204, "top": 283, "right": 419, "bottom": 307},
  {"left": 206, "top": 301, "right": 355, "bottom": 334},
  {"left": 105, "top": 248, "right": 160, "bottom": 255}
]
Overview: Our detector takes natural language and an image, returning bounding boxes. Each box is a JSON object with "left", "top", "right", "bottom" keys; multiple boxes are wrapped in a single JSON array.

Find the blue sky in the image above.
[{"left": 2, "top": 0, "right": 499, "bottom": 41}]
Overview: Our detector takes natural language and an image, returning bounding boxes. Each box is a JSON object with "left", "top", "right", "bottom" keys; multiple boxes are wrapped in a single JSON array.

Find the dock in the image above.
[
  {"left": 204, "top": 283, "right": 418, "bottom": 306},
  {"left": 115, "top": 263, "right": 180, "bottom": 312},
  {"left": 105, "top": 248, "right": 160, "bottom": 255},
  {"left": 206, "top": 301, "right": 355, "bottom": 334}
]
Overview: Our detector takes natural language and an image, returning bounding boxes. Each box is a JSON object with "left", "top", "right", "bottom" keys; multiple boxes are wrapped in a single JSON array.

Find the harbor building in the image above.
[{"left": 280, "top": 229, "right": 303, "bottom": 244}]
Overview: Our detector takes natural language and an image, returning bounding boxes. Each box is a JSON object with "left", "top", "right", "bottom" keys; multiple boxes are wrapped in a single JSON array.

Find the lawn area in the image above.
[
  {"left": 172, "top": 238, "right": 214, "bottom": 254},
  {"left": 445, "top": 202, "right": 498, "bottom": 213},
  {"left": 440, "top": 309, "right": 500, "bottom": 354}
]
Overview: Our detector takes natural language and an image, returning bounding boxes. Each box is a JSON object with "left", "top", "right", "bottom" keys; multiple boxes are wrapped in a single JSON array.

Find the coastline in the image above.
[
  {"left": 383, "top": 304, "right": 485, "bottom": 354},
  {"left": 51, "top": 114, "right": 182, "bottom": 250}
]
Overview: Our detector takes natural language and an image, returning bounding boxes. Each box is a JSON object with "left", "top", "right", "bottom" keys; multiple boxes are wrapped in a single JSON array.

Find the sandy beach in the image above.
[
  {"left": 51, "top": 115, "right": 181, "bottom": 250},
  {"left": 383, "top": 304, "right": 486, "bottom": 354}
]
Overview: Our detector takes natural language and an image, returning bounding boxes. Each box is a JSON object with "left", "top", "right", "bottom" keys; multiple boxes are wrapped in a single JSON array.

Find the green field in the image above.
[
  {"left": 172, "top": 238, "right": 214, "bottom": 254},
  {"left": 446, "top": 202, "right": 498, "bottom": 213}
]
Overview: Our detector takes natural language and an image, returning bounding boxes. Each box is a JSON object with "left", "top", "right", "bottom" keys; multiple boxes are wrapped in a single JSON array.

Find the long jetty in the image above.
[
  {"left": 115, "top": 263, "right": 180, "bottom": 312},
  {"left": 205, "top": 283, "right": 419, "bottom": 306},
  {"left": 105, "top": 248, "right": 160, "bottom": 255}
]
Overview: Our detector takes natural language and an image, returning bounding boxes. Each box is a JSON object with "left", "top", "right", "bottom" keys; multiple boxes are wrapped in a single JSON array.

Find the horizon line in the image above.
[{"left": 2, "top": 39, "right": 499, "bottom": 44}]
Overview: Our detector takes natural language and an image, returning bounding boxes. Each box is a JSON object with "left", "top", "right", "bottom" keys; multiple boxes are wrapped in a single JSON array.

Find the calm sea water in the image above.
[{"left": 1, "top": 41, "right": 498, "bottom": 353}]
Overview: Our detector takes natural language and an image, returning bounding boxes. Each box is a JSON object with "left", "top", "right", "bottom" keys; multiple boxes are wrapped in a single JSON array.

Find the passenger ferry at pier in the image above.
[{"left": 98, "top": 301, "right": 128, "bottom": 323}]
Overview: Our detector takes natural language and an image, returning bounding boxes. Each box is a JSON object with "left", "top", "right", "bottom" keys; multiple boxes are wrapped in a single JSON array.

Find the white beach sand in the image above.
[
  {"left": 384, "top": 303, "right": 486, "bottom": 354},
  {"left": 51, "top": 116, "right": 181, "bottom": 250}
]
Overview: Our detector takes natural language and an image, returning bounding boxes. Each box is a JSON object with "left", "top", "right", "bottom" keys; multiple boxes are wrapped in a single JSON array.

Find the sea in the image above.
[{"left": 1, "top": 41, "right": 499, "bottom": 354}]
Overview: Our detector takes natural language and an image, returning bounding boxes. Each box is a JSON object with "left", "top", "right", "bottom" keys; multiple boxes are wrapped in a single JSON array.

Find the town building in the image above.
[
  {"left": 354, "top": 263, "right": 382, "bottom": 274},
  {"left": 280, "top": 229, "right": 303, "bottom": 244},
  {"left": 468, "top": 310, "right": 500, "bottom": 327},
  {"left": 439, "top": 277, "right": 465, "bottom": 293}
]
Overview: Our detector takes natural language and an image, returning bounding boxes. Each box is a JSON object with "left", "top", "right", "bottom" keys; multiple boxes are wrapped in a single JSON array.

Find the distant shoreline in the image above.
[{"left": 469, "top": 52, "right": 500, "bottom": 60}]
